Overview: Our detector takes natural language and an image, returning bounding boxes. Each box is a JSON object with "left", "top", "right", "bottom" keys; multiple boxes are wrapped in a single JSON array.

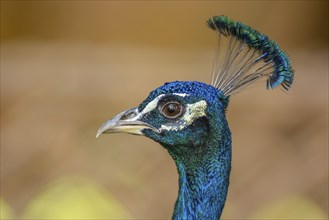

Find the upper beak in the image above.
[{"left": 96, "top": 107, "right": 159, "bottom": 138}]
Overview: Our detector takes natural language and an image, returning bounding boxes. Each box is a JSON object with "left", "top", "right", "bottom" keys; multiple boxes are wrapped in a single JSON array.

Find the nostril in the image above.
[{"left": 121, "top": 111, "right": 137, "bottom": 120}]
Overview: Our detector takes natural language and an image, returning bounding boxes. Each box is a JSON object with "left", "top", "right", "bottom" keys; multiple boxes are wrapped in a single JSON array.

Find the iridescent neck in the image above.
[{"left": 170, "top": 135, "right": 232, "bottom": 220}]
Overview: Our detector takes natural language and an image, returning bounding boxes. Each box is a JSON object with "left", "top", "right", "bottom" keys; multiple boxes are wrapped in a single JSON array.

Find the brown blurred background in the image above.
[{"left": 1, "top": 1, "right": 328, "bottom": 219}]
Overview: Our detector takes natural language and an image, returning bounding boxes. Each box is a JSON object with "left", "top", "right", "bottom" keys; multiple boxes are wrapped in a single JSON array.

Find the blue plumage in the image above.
[{"left": 96, "top": 15, "right": 294, "bottom": 219}]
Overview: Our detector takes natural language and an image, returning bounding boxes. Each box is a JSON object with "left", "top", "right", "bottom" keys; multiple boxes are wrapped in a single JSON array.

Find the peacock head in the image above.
[
  {"left": 96, "top": 81, "right": 229, "bottom": 159},
  {"left": 96, "top": 15, "right": 294, "bottom": 163}
]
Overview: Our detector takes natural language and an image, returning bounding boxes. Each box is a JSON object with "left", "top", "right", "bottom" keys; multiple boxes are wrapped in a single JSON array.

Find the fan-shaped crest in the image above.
[{"left": 207, "top": 16, "right": 294, "bottom": 96}]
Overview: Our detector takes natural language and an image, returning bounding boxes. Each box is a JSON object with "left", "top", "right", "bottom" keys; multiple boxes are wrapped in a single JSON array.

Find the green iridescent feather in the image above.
[{"left": 207, "top": 15, "right": 294, "bottom": 91}]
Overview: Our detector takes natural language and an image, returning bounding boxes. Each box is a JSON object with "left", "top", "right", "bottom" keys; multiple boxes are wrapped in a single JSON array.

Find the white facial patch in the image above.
[
  {"left": 140, "top": 94, "right": 165, "bottom": 115},
  {"left": 159, "top": 100, "right": 207, "bottom": 132},
  {"left": 124, "top": 93, "right": 167, "bottom": 123},
  {"left": 125, "top": 93, "right": 202, "bottom": 133}
]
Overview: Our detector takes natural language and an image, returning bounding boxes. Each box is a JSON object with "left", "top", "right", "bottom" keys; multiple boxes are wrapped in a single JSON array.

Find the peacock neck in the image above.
[{"left": 169, "top": 132, "right": 232, "bottom": 220}]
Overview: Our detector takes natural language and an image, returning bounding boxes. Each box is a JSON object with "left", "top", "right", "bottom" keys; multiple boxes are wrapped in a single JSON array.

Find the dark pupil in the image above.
[{"left": 164, "top": 103, "right": 181, "bottom": 117}]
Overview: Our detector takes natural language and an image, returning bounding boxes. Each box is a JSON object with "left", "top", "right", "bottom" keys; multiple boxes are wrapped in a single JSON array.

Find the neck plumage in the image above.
[{"left": 170, "top": 125, "right": 232, "bottom": 220}]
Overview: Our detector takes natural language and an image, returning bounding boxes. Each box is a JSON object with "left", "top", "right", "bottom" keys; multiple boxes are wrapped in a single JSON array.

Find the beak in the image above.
[{"left": 96, "top": 107, "right": 159, "bottom": 138}]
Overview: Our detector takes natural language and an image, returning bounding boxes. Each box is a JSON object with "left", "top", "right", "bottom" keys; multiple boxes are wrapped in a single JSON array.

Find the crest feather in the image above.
[{"left": 207, "top": 16, "right": 294, "bottom": 96}]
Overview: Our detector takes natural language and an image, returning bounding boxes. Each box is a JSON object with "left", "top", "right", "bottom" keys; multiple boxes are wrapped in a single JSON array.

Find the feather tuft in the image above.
[{"left": 207, "top": 16, "right": 294, "bottom": 96}]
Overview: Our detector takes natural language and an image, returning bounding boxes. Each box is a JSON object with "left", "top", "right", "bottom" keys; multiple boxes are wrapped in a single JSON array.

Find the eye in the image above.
[{"left": 160, "top": 101, "right": 184, "bottom": 119}]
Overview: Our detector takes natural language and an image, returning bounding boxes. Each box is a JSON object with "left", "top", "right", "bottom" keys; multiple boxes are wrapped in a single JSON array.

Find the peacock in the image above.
[{"left": 96, "top": 15, "right": 294, "bottom": 219}]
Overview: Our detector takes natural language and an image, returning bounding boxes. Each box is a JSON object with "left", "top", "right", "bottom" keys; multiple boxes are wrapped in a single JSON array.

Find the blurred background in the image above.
[{"left": 1, "top": 1, "right": 328, "bottom": 219}]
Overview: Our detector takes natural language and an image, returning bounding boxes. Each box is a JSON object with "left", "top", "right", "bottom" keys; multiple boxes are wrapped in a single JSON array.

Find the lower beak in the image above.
[{"left": 96, "top": 107, "right": 159, "bottom": 138}]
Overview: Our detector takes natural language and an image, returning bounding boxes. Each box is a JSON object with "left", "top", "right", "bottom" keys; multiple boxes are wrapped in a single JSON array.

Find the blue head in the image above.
[
  {"left": 139, "top": 81, "right": 229, "bottom": 158},
  {"left": 97, "top": 81, "right": 232, "bottom": 219},
  {"left": 97, "top": 81, "right": 230, "bottom": 164}
]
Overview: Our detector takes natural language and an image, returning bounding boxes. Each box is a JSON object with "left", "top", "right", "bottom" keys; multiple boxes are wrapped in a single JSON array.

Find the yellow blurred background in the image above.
[{"left": 1, "top": 1, "right": 328, "bottom": 219}]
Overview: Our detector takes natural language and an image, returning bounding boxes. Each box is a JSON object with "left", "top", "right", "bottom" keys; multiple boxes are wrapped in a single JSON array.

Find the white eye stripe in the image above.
[
  {"left": 173, "top": 93, "right": 189, "bottom": 97},
  {"left": 140, "top": 94, "right": 165, "bottom": 115},
  {"left": 123, "top": 94, "right": 166, "bottom": 122}
]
